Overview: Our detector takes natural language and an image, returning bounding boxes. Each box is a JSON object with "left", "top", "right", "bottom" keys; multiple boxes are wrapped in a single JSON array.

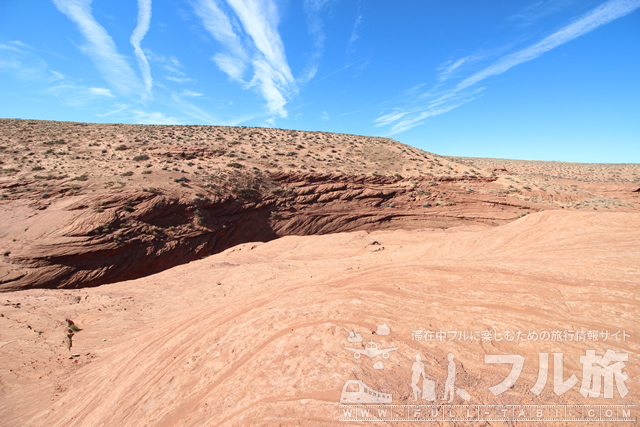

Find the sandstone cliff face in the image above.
[
  {"left": 1, "top": 119, "right": 638, "bottom": 291},
  {"left": 0, "top": 172, "right": 534, "bottom": 291}
]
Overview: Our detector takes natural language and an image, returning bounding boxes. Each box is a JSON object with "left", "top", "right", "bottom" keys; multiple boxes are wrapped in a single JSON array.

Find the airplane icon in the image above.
[{"left": 344, "top": 340, "right": 398, "bottom": 359}]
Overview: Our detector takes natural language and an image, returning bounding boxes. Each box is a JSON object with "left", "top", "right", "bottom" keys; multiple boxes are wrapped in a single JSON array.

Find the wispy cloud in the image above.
[
  {"left": 193, "top": 0, "right": 248, "bottom": 81},
  {"left": 0, "top": 57, "right": 47, "bottom": 80},
  {"left": 437, "top": 57, "right": 468, "bottom": 82},
  {"left": 0, "top": 43, "right": 23, "bottom": 53},
  {"left": 383, "top": 89, "right": 485, "bottom": 135},
  {"left": 165, "top": 75, "right": 194, "bottom": 84},
  {"left": 52, "top": 0, "right": 141, "bottom": 97},
  {"left": 301, "top": 0, "right": 331, "bottom": 82},
  {"left": 374, "top": 111, "right": 409, "bottom": 127},
  {"left": 375, "top": 0, "right": 640, "bottom": 135},
  {"left": 168, "top": 92, "right": 218, "bottom": 125},
  {"left": 131, "top": 109, "right": 181, "bottom": 124},
  {"left": 315, "top": 61, "right": 358, "bottom": 82},
  {"left": 168, "top": 91, "right": 263, "bottom": 126},
  {"left": 0, "top": 41, "right": 49, "bottom": 81},
  {"left": 130, "top": 0, "right": 153, "bottom": 98},
  {"left": 9, "top": 40, "right": 33, "bottom": 50},
  {"left": 507, "top": 0, "right": 577, "bottom": 28},
  {"left": 50, "top": 70, "right": 65, "bottom": 81},
  {"left": 457, "top": 0, "right": 640, "bottom": 91},
  {"left": 46, "top": 83, "right": 119, "bottom": 107},
  {"left": 147, "top": 51, "right": 195, "bottom": 84},
  {"left": 193, "top": 0, "right": 296, "bottom": 118},
  {"left": 346, "top": 4, "right": 363, "bottom": 55},
  {"left": 96, "top": 103, "right": 130, "bottom": 117},
  {"left": 88, "top": 87, "right": 115, "bottom": 97},
  {"left": 321, "top": 111, "right": 329, "bottom": 120}
]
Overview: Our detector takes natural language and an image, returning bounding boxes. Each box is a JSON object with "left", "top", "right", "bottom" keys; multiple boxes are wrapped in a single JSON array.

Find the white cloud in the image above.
[
  {"left": 213, "top": 52, "right": 246, "bottom": 81},
  {"left": 301, "top": 0, "right": 331, "bottom": 82},
  {"left": 169, "top": 93, "right": 217, "bottom": 125},
  {"left": 375, "top": 0, "right": 640, "bottom": 136},
  {"left": 0, "top": 40, "right": 33, "bottom": 53},
  {"left": 507, "top": 0, "right": 576, "bottom": 28},
  {"left": 131, "top": 109, "right": 180, "bottom": 124},
  {"left": 182, "top": 90, "right": 203, "bottom": 97},
  {"left": 146, "top": 50, "right": 195, "bottom": 84},
  {"left": 195, "top": 0, "right": 248, "bottom": 62},
  {"left": 315, "top": 61, "right": 356, "bottom": 82},
  {"left": 0, "top": 41, "right": 64, "bottom": 83},
  {"left": 0, "top": 56, "right": 48, "bottom": 81},
  {"left": 97, "top": 103, "right": 130, "bottom": 117},
  {"left": 88, "top": 87, "right": 115, "bottom": 97},
  {"left": 10, "top": 40, "right": 32, "bottom": 49},
  {"left": 248, "top": 56, "right": 288, "bottom": 116},
  {"left": 46, "top": 83, "right": 119, "bottom": 107},
  {"left": 457, "top": 0, "right": 640, "bottom": 91},
  {"left": 50, "top": 70, "right": 65, "bottom": 81},
  {"left": 374, "top": 111, "right": 409, "bottom": 127},
  {"left": 347, "top": 8, "right": 363, "bottom": 55},
  {"left": 0, "top": 43, "right": 23, "bottom": 52},
  {"left": 193, "top": 0, "right": 296, "bottom": 118},
  {"left": 165, "top": 75, "right": 194, "bottom": 84},
  {"left": 130, "top": 0, "right": 153, "bottom": 98},
  {"left": 437, "top": 57, "right": 468, "bottom": 82},
  {"left": 386, "top": 95, "right": 481, "bottom": 135},
  {"left": 53, "top": 0, "right": 141, "bottom": 97},
  {"left": 321, "top": 111, "right": 329, "bottom": 120}
]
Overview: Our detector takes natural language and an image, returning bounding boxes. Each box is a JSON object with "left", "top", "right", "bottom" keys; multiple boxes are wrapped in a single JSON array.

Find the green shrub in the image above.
[
  {"left": 271, "top": 188, "right": 284, "bottom": 195},
  {"left": 235, "top": 187, "right": 256, "bottom": 198}
]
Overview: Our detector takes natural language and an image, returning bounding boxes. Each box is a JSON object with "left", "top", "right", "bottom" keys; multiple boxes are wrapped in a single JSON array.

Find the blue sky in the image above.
[{"left": 1, "top": 0, "right": 638, "bottom": 162}]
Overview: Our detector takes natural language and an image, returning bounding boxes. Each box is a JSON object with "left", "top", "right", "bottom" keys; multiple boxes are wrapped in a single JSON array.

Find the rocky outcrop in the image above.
[{"left": 1, "top": 171, "right": 546, "bottom": 291}]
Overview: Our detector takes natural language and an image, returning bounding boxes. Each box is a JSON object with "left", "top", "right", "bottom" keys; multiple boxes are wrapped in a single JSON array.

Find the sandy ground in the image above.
[{"left": 0, "top": 210, "right": 637, "bottom": 425}]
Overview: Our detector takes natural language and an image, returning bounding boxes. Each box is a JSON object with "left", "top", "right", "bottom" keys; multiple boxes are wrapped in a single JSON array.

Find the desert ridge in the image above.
[{"left": 1, "top": 119, "right": 637, "bottom": 292}]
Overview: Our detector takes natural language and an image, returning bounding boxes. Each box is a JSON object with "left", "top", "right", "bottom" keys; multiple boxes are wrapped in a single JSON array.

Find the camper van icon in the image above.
[
  {"left": 344, "top": 340, "right": 398, "bottom": 359},
  {"left": 340, "top": 379, "right": 393, "bottom": 404}
]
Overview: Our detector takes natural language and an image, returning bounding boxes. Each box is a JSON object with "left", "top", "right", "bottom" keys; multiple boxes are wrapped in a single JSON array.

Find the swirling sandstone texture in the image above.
[{"left": 0, "top": 210, "right": 638, "bottom": 425}]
